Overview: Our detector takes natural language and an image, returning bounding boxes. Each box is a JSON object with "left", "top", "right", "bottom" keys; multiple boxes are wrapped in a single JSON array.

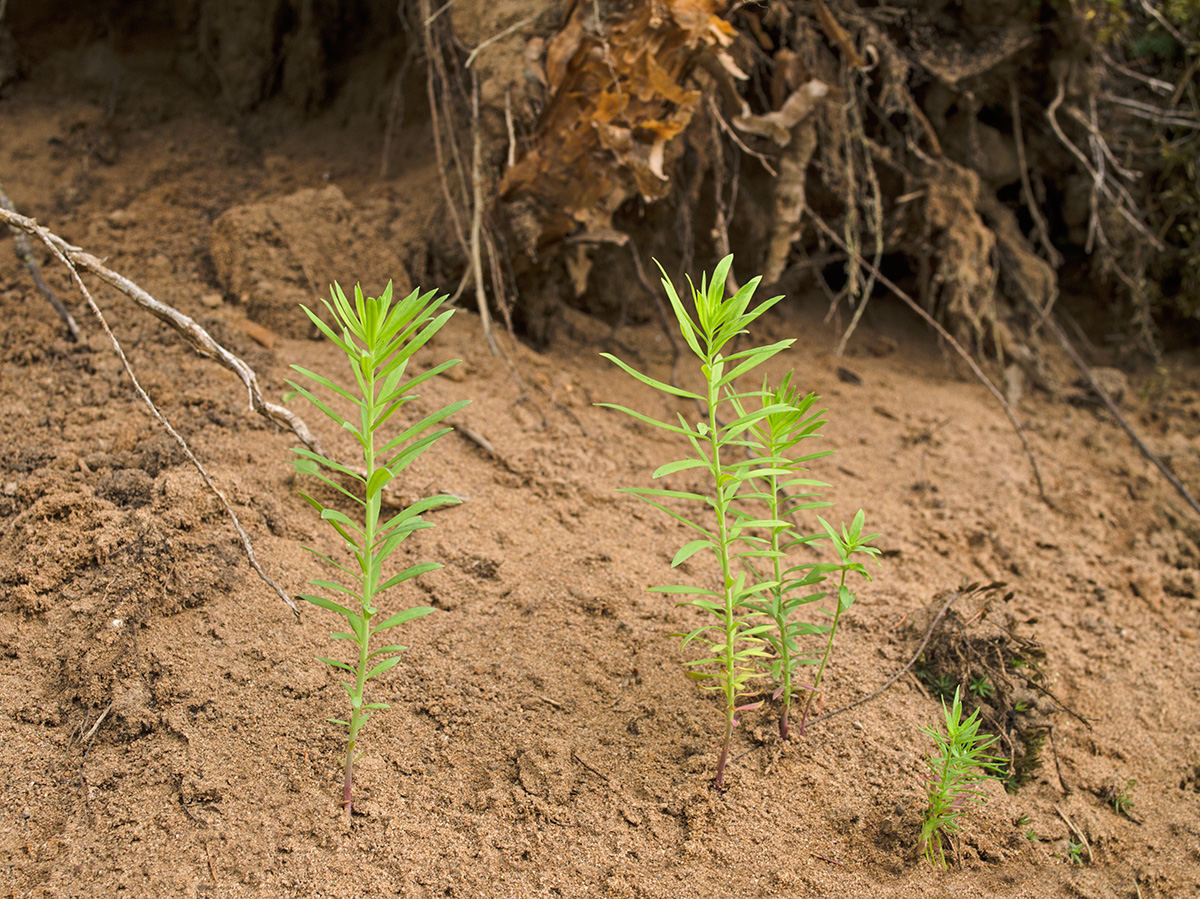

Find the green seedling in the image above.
[
  {"left": 919, "top": 669, "right": 959, "bottom": 702},
  {"left": 599, "top": 255, "right": 799, "bottom": 790},
  {"left": 736, "top": 375, "right": 834, "bottom": 739},
  {"left": 1106, "top": 778, "right": 1139, "bottom": 821},
  {"left": 1113, "top": 778, "right": 1136, "bottom": 815},
  {"left": 796, "top": 511, "right": 880, "bottom": 734},
  {"left": 969, "top": 675, "right": 995, "bottom": 699},
  {"left": 920, "top": 688, "right": 1005, "bottom": 867},
  {"left": 288, "top": 281, "right": 467, "bottom": 817},
  {"left": 1064, "top": 840, "right": 1085, "bottom": 865}
]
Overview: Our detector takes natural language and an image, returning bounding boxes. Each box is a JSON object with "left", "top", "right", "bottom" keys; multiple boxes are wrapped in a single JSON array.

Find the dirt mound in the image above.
[{"left": 210, "top": 184, "right": 413, "bottom": 338}]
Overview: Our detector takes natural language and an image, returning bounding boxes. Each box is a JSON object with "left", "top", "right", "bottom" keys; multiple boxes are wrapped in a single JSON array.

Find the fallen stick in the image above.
[{"left": 1033, "top": 303, "right": 1200, "bottom": 519}]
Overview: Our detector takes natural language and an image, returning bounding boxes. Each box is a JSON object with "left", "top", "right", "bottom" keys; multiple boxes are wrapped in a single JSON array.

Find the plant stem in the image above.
[
  {"left": 766, "top": 469, "right": 793, "bottom": 740},
  {"left": 704, "top": 359, "right": 738, "bottom": 791},
  {"left": 344, "top": 349, "right": 381, "bottom": 820},
  {"left": 797, "top": 566, "right": 848, "bottom": 735}
]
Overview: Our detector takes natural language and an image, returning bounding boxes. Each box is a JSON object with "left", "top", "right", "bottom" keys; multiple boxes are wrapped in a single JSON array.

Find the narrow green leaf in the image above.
[
  {"left": 671, "top": 539, "right": 714, "bottom": 567},
  {"left": 367, "top": 643, "right": 408, "bottom": 659},
  {"left": 366, "top": 467, "right": 393, "bottom": 498},
  {"left": 599, "top": 354, "right": 703, "bottom": 400},
  {"left": 378, "top": 562, "right": 442, "bottom": 592},
  {"left": 291, "top": 447, "right": 364, "bottom": 482},
  {"left": 595, "top": 403, "right": 699, "bottom": 438},
  {"left": 714, "top": 339, "right": 795, "bottom": 390},
  {"left": 652, "top": 458, "right": 710, "bottom": 479},
  {"left": 372, "top": 605, "right": 436, "bottom": 633},
  {"left": 648, "top": 584, "right": 723, "bottom": 596},
  {"left": 308, "top": 579, "right": 359, "bottom": 598},
  {"left": 321, "top": 507, "right": 363, "bottom": 533},
  {"left": 286, "top": 382, "right": 346, "bottom": 428},
  {"left": 290, "top": 365, "right": 360, "bottom": 405},
  {"left": 365, "top": 655, "right": 405, "bottom": 680},
  {"left": 299, "top": 593, "right": 353, "bottom": 617}
]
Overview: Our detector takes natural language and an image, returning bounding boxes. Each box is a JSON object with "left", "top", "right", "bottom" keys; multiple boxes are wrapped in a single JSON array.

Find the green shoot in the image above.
[
  {"left": 920, "top": 688, "right": 1005, "bottom": 867},
  {"left": 969, "top": 675, "right": 995, "bottom": 699},
  {"left": 737, "top": 375, "right": 834, "bottom": 739},
  {"left": 1107, "top": 778, "right": 1138, "bottom": 820},
  {"left": 288, "top": 281, "right": 467, "bottom": 819},
  {"left": 598, "top": 255, "right": 795, "bottom": 790},
  {"left": 795, "top": 510, "right": 880, "bottom": 734}
]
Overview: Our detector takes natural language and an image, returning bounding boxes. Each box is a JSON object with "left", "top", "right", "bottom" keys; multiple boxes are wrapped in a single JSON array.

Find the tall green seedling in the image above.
[
  {"left": 288, "top": 281, "right": 467, "bottom": 818},
  {"left": 599, "top": 255, "right": 796, "bottom": 790}
]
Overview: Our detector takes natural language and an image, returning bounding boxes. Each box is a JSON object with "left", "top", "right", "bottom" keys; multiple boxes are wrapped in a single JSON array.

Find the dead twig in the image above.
[
  {"left": 811, "top": 588, "right": 964, "bottom": 727},
  {"left": 79, "top": 702, "right": 114, "bottom": 745},
  {"left": 1009, "top": 81, "right": 1063, "bottom": 270},
  {"left": 1031, "top": 301, "right": 1200, "bottom": 518},
  {"left": 0, "top": 208, "right": 326, "bottom": 457},
  {"left": 1054, "top": 805, "right": 1094, "bottom": 863},
  {"left": 421, "top": 0, "right": 471, "bottom": 269},
  {"left": 732, "top": 588, "right": 965, "bottom": 769},
  {"left": 469, "top": 71, "right": 497, "bottom": 353},
  {"left": 1046, "top": 77, "right": 1164, "bottom": 252},
  {"left": 463, "top": 14, "right": 536, "bottom": 70},
  {"left": 834, "top": 78, "right": 885, "bottom": 357}
]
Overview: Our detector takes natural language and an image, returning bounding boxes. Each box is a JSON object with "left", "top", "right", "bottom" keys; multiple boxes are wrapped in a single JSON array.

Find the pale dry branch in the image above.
[
  {"left": 0, "top": 206, "right": 324, "bottom": 455},
  {"left": 834, "top": 79, "right": 885, "bottom": 357},
  {"left": 1101, "top": 92, "right": 1200, "bottom": 129},
  {"left": 463, "top": 14, "right": 537, "bottom": 69},
  {"left": 1047, "top": 78, "right": 1165, "bottom": 252},
  {"left": 421, "top": 0, "right": 470, "bottom": 259},
  {"left": 708, "top": 95, "right": 778, "bottom": 177},
  {"left": 469, "top": 71, "right": 497, "bottom": 354},
  {"left": 1009, "top": 81, "right": 1063, "bottom": 270},
  {"left": 1023, "top": 287, "right": 1200, "bottom": 518},
  {"left": 1099, "top": 48, "right": 1174, "bottom": 95}
]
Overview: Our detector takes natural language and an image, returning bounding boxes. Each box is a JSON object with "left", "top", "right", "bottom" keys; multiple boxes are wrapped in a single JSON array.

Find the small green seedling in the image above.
[
  {"left": 920, "top": 688, "right": 1005, "bottom": 866},
  {"left": 1064, "top": 840, "right": 1086, "bottom": 865},
  {"left": 969, "top": 675, "right": 995, "bottom": 699},
  {"left": 599, "top": 255, "right": 798, "bottom": 790},
  {"left": 288, "top": 281, "right": 467, "bottom": 817},
  {"left": 1106, "top": 777, "right": 1139, "bottom": 821},
  {"left": 1113, "top": 778, "right": 1136, "bottom": 815},
  {"left": 796, "top": 511, "right": 880, "bottom": 734}
]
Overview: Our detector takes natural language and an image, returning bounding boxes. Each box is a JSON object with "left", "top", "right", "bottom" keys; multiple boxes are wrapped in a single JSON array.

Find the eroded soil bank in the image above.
[{"left": 2, "top": 15, "right": 1200, "bottom": 899}]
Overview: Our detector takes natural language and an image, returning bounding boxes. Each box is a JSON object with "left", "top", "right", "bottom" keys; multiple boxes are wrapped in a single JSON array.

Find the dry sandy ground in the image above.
[{"left": 2, "top": 33, "right": 1200, "bottom": 899}]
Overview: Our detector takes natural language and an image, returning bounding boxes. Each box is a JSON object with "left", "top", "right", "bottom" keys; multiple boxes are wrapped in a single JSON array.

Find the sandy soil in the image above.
[{"left": 2, "top": 30, "right": 1200, "bottom": 899}]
